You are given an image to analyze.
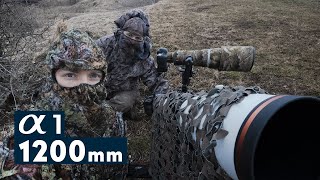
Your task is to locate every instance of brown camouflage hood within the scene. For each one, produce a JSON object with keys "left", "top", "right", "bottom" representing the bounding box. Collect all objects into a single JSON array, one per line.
[
  {"left": 46, "top": 29, "right": 106, "bottom": 71},
  {"left": 114, "top": 10, "right": 152, "bottom": 62},
  {"left": 41, "top": 29, "right": 108, "bottom": 104},
  {"left": 122, "top": 17, "right": 148, "bottom": 36},
  {"left": 114, "top": 10, "right": 150, "bottom": 37}
]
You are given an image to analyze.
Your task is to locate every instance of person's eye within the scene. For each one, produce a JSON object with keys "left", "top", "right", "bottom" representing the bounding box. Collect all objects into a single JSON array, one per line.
[
  {"left": 63, "top": 73, "right": 77, "bottom": 79},
  {"left": 134, "top": 36, "right": 143, "bottom": 41},
  {"left": 89, "top": 72, "right": 102, "bottom": 80},
  {"left": 123, "top": 31, "right": 131, "bottom": 37},
  {"left": 127, "top": 32, "right": 133, "bottom": 37}
]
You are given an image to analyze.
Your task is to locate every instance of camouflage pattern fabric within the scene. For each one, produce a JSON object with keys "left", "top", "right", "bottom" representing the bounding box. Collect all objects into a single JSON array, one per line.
[
  {"left": 150, "top": 85, "right": 266, "bottom": 179},
  {"left": 167, "top": 46, "right": 255, "bottom": 72},
  {"left": 0, "top": 29, "right": 127, "bottom": 179},
  {"left": 0, "top": 125, "right": 18, "bottom": 179},
  {"left": 0, "top": 125, "right": 42, "bottom": 179},
  {"left": 47, "top": 29, "right": 106, "bottom": 71},
  {"left": 114, "top": 10, "right": 150, "bottom": 37},
  {"left": 107, "top": 90, "right": 140, "bottom": 115},
  {"left": 96, "top": 10, "right": 169, "bottom": 107}
]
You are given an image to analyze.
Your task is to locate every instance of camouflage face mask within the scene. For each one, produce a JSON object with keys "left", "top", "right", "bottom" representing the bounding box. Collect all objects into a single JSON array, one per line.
[
  {"left": 123, "top": 31, "right": 144, "bottom": 42},
  {"left": 48, "top": 81, "right": 107, "bottom": 105},
  {"left": 118, "top": 31, "right": 151, "bottom": 61}
]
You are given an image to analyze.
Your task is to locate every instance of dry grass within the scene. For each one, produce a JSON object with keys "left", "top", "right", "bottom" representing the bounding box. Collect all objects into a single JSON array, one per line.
[{"left": 148, "top": 0, "right": 320, "bottom": 96}]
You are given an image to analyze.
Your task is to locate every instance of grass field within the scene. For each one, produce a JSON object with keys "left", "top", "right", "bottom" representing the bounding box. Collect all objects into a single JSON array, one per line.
[{"left": 148, "top": 0, "right": 320, "bottom": 95}]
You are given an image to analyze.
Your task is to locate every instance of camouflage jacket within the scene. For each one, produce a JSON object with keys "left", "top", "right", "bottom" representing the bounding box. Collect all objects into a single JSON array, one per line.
[{"left": 96, "top": 35, "right": 169, "bottom": 97}]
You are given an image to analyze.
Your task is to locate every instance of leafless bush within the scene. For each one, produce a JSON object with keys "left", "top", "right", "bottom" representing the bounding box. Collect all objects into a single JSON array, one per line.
[{"left": 0, "top": 1, "right": 47, "bottom": 112}]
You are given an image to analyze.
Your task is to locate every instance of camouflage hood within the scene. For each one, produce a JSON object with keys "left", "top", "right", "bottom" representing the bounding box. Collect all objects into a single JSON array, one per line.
[
  {"left": 39, "top": 29, "right": 108, "bottom": 106},
  {"left": 114, "top": 10, "right": 150, "bottom": 37},
  {"left": 113, "top": 10, "right": 152, "bottom": 63},
  {"left": 30, "top": 29, "right": 112, "bottom": 137},
  {"left": 46, "top": 29, "right": 106, "bottom": 71}
]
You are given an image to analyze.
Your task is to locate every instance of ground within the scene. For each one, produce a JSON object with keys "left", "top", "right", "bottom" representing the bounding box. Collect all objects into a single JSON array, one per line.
[{"left": 3, "top": 0, "right": 320, "bottom": 165}]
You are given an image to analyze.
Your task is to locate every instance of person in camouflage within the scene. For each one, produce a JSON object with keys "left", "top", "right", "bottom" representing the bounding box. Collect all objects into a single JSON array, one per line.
[
  {"left": 0, "top": 29, "right": 126, "bottom": 179},
  {"left": 96, "top": 10, "right": 169, "bottom": 117}
]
